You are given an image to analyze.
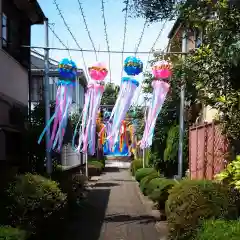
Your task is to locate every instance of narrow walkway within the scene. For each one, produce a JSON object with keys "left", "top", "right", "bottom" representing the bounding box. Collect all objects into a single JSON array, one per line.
[{"left": 65, "top": 167, "right": 159, "bottom": 240}]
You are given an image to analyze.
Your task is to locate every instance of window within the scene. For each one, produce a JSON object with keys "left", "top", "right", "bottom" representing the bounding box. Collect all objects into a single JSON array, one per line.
[
  {"left": 195, "top": 29, "right": 202, "bottom": 48},
  {"left": 2, "top": 13, "right": 7, "bottom": 48}
]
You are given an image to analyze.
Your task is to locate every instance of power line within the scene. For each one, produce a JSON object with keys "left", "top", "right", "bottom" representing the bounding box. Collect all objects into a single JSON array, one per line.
[
  {"left": 134, "top": 20, "right": 168, "bottom": 106},
  {"left": 53, "top": 0, "right": 88, "bottom": 75},
  {"left": 134, "top": 19, "right": 148, "bottom": 55},
  {"left": 121, "top": 0, "right": 129, "bottom": 79},
  {"left": 31, "top": 49, "right": 59, "bottom": 65},
  {"left": 145, "top": 19, "right": 168, "bottom": 71},
  {"left": 101, "top": 0, "right": 112, "bottom": 82},
  {"left": 48, "top": 23, "right": 72, "bottom": 59},
  {"left": 21, "top": 45, "right": 188, "bottom": 55},
  {"left": 77, "top": 0, "right": 98, "bottom": 61}
]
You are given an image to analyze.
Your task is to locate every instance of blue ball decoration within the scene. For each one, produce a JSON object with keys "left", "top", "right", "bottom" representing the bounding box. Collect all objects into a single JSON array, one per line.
[
  {"left": 123, "top": 56, "right": 143, "bottom": 76},
  {"left": 58, "top": 58, "right": 77, "bottom": 82}
]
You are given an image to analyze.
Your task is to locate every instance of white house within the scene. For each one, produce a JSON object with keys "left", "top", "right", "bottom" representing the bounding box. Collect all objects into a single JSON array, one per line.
[{"left": 0, "top": 0, "right": 45, "bottom": 162}]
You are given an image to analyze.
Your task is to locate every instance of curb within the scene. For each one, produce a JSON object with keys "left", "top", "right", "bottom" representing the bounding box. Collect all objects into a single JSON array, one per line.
[
  {"left": 132, "top": 176, "right": 161, "bottom": 220},
  {"left": 132, "top": 176, "right": 169, "bottom": 238}
]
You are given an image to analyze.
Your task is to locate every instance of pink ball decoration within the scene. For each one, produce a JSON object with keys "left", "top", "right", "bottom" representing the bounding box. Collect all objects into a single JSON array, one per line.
[
  {"left": 88, "top": 62, "right": 108, "bottom": 81},
  {"left": 152, "top": 60, "right": 172, "bottom": 79}
]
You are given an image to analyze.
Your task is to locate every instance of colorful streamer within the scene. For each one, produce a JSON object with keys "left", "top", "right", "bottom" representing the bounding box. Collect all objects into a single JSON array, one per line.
[
  {"left": 38, "top": 58, "right": 77, "bottom": 152},
  {"left": 140, "top": 60, "right": 172, "bottom": 149},
  {"left": 106, "top": 56, "right": 143, "bottom": 149},
  {"left": 73, "top": 62, "right": 108, "bottom": 155}
]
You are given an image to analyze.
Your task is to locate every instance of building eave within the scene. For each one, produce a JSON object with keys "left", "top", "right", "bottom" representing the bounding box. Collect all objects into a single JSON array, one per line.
[{"left": 14, "top": 0, "right": 46, "bottom": 25}]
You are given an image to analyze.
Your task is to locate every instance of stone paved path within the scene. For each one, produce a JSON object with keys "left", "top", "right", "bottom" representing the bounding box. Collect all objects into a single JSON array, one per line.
[{"left": 64, "top": 167, "right": 160, "bottom": 240}]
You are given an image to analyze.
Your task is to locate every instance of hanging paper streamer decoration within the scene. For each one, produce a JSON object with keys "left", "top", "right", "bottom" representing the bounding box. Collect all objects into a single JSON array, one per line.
[
  {"left": 38, "top": 58, "right": 77, "bottom": 151},
  {"left": 140, "top": 60, "right": 172, "bottom": 149},
  {"left": 106, "top": 56, "right": 143, "bottom": 149},
  {"left": 74, "top": 62, "right": 108, "bottom": 155}
]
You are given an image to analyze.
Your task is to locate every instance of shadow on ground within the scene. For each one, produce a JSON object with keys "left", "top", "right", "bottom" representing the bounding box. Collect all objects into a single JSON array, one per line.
[
  {"left": 94, "top": 182, "right": 119, "bottom": 188},
  {"left": 110, "top": 179, "right": 135, "bottom": 182},
  {"left": 103, "top": 167, "right": 120, "bottom": 173},
  {"left": 61, "top": 188, "right": 110, "bottom": 240},
  {"left": 104, "top": 214, "right": 156, "bottom": 225}
]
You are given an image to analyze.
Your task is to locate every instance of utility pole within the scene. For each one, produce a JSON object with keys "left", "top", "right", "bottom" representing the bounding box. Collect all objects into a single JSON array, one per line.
[
  {"left": 177, "top": 30, "right": 188, "bottom": 179},
  {"left": 143, "top": 96, "right": 148, "bottom": 168},
  {"left": 44, "top": 18, "right": 52, "bottom": 175}
]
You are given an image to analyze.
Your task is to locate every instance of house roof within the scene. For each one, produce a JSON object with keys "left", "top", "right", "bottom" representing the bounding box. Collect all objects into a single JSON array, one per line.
[
  {"left": 168, "top": 18, "right": 182, "bottom": 39},
  {"left": 15, "top": 0, "right": 46, "bottom": 24},
  {"left": 31, "top": 54, "right": 88, "bottom": 87}
]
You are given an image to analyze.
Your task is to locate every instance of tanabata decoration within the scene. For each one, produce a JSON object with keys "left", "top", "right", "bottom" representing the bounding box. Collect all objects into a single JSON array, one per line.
[
  {"left": 140, "top": 60, "right": 172, "bottom": 149},
  {"left": 73, "top": 62, "right": 108, "bottom": 155},
  {"left": 38, "top": 58, "right": 77, "bottom": 151},
  {"left": 106, "top": 56, "right": 143, "bottom": 149}
]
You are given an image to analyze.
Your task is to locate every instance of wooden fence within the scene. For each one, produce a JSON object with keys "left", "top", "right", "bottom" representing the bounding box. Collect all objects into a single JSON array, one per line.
[{"left": 189, "top": 122, "right": 228, "bottom": 180}]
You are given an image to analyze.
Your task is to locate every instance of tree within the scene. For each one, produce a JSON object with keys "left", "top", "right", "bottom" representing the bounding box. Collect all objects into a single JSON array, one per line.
[
  {"left": 176, "top": 0, "right": 240, "bottom": 146},
  {"left": 127, "top": 0, "right": 184, "bottom": 22},
  {"left": 101, "top": 83, "right": 120, "bottom": 106},
  {"left": 141, "top": 53, "right": 197, "bottom": 175}
]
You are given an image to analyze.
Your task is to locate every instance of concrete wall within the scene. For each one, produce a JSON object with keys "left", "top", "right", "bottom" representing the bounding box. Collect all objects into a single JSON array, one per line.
[
  {"left": 0, "top": 0, "right": 28, "bottom": 160},
  {"left": 0, "top": 49, "right": 28, "bottom": 105}
]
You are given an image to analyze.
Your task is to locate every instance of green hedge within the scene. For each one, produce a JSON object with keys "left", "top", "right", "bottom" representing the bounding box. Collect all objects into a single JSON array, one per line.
[
  {"left": 88, "top": 160, "right": 104, "bottom": 170},
  {"left": 135, "top": 168, "right": 157, "bottom": 182},
  {"left": 130, "top": 159, "right": 143, "bottom": 176},
  {"left": 149, "top": 179, "right": 176, "bottom": 210},
  {"left": 88, "top": 160, "right": 104, "bottom": 176},
  {"left": 7, "top": 173, "right": 67, "bottom": 234},
  {"left": 145, "top": 178, "right": 167, "bottom": 196},
  {"left": 195, "top": 220, "right": 240, "bottom": 240},
  {"left": 140, "top": 172, "right": 159, "bottom": 195},
  {"left": 165, "top": 180, "right": 239, "bottom": 240},
  {"left": 0, "top": 226, "right": 26, "bottom": 240}
]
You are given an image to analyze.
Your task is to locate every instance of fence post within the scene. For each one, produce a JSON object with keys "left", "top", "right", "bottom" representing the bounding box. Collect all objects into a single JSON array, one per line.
[
  {"left": 204, "top": 123, "right": 208, "bottom": 179},
  {"left": 212, "top": 122, "right": 215, "bottom": 178},
  {"left": 196, "top": 126, "right": 198, "bottom": 179}
]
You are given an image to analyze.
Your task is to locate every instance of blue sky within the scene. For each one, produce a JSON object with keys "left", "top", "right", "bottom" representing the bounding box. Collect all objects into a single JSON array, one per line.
[{"left": 32, "top": 0, "right": 174, "bottom": 104}]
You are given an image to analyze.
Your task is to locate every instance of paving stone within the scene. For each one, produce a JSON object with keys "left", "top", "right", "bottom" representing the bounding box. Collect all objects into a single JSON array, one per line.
[{"left": 62, "top": 167, "right": 160, "bottom": 240}]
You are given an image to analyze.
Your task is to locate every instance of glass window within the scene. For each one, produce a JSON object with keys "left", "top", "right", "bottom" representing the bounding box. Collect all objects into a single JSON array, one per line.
[
  {"left": 195, "top": 29, "right": 202, "bottom": 48},
  {"left": 2, "top": 13, "right": 7, "bottom": 47}
]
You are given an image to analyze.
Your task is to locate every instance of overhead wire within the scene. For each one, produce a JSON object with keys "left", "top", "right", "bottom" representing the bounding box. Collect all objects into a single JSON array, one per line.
[
  {"left": 134, "top": 19, "right": 168, "bottom": 106},
  {"left": 134, "top": 19, "right": 148, "bottom": 55},
  {"left": 77, "top": 0, "right": 98, "bottom": 61},
  {"left": 48, "top": 23, "right": 72, "bottom": 59},
  {"left": 22, "top": 44, "right": 185, "bottom": 54},
  {"left": 101, "top": 0, "right": 112, "bottom": 83},
  {"left": 53, "top": 0, "right": 88, "bottom": 76},
  {"left": 144, "top": 19, "right": 168, "bottom": 71},
  {"left": 121, "top": 0, "right": 129, "bottom": 79}
]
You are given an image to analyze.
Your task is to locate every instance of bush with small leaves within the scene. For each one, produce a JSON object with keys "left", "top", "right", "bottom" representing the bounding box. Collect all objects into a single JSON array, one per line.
[
  {"left": 0, "top": 226, "right": 26, "bottom": 240},
  {"left": 139, "top": 172, "right": 159, "bottom": 195},
  {"left": 145, "top": 177, "right": 167, "bottom": 196},
  {"left": 135, "top": 168, "right": 157, "bottom": 182},
  {"left": 7, "top": 173, "right": 67, "bottom": 234},
  {"left": 165, "top": 179, "right": 239, "bottom": 240},
  {"left": 195, "top": 220, "right": 240, "bottom": 240},
  {"left": 149, "top": 179, "right": 176, "bottom": 210},
  {"left": 130, "top": 159, "right": 143, "bottom": 176}
]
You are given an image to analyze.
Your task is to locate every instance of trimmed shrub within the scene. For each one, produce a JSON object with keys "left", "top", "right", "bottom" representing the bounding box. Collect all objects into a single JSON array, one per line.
[
  {"left": 140, "top": 172, "right": 159, "bottom": 195},
  {"left": 0, "top": 226, "right": 26, "bottom": 240},
  {"left": 7, "top": 173, "right": 67, "bottom": 234},
  {"left": 195, "top": 220, "right": 240, "bottom": 240},
  {"left": 165, "top": 180, "right": 239, "bottom": 240},
  {"left": 149, "top": 179, "right": 176, "bottom": 210},
  {"left": 135, "top": 168, "right": 157, "bottom": 182},
  {"left": 88, "top": 161, "right": 104, "bottom": 176},
  {"left": 145, "top": 177, "right": 167, "bottom": 196},
  {"left": 130, "top": 159, "right": 143, "bottom": 176},
  {"left": 59, "top": 173, "right": 88, "bottom": 207}
]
